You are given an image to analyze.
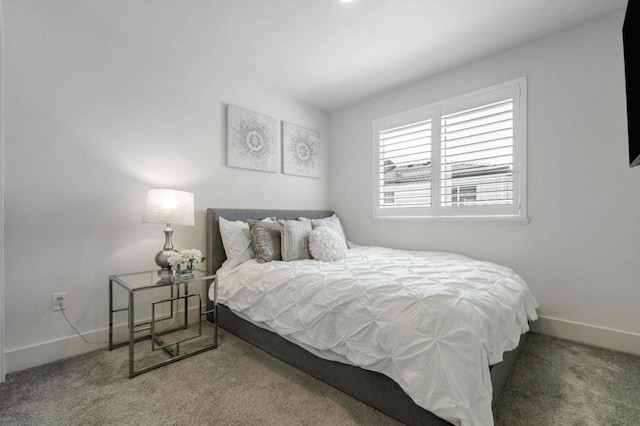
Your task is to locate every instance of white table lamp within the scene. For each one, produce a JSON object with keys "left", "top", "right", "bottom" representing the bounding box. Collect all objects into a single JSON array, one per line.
[{"left": 142, "top": 188, "right": 195, "bottom": 275}]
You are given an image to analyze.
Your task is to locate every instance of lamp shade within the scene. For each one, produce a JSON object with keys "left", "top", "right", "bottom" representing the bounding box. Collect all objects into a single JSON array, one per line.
[{"left": 142, "top": 188, "right": 195, "bottom": 226}]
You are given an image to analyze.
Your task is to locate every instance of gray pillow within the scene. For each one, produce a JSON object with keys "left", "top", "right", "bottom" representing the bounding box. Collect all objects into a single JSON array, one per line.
[
  {"left": 248, "top": 219, "right": 282, "bottom": 263},
  {"left": 278, "top": 219, "right": 312, "bottom": 261}
]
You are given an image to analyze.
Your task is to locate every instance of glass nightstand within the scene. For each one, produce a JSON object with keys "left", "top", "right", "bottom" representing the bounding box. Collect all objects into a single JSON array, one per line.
[{"left": 108, "top": 269, "right": 217, "bottom": 378}]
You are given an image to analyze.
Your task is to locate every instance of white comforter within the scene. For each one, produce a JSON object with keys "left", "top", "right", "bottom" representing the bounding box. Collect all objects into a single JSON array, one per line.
[{"left": 212, "top": 245, "right": 538, "bottom": 426}]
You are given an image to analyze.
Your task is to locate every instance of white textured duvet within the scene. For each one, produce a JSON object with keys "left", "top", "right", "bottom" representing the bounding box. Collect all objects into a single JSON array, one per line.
[{"left": 211, "top": 245, "right": 538, "bottom": 426}]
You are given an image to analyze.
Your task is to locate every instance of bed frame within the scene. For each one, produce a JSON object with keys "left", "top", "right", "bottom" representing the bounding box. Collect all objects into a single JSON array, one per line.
[{"left": 206, "top": 208, "right": 523, "bottom": 425}]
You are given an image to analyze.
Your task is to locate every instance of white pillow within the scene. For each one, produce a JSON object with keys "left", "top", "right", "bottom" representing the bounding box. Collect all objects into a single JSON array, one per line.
[
  {"left": 300, "top": 214, "right": 347, "bottom": 245},
  {"left": 219, "top": 216, "right": 274, "bottom": 267},
  {"left": 308, "top": 227, "right": 348, "bottom": 262}
]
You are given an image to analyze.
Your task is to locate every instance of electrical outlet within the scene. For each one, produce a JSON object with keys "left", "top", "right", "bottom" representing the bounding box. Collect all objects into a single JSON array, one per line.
[{"left": 52, "top": 292, "right": 68, "bottom": 311}]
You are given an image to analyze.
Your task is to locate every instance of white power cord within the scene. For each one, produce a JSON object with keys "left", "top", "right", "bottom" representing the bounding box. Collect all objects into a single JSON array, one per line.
[{"left": 57, "top": 302, "right": 106, "bottom": 345}]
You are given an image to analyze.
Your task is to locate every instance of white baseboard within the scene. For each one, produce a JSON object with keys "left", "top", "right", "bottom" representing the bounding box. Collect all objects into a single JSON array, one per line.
[
  {"left": 7, "top": 312, "right": 638, "bottom": 374},
  {"left": 530, "top": 315, "right": 640, "bottom": 356},
  {"left": 5, "top": 329, "right": 108, "bottom": 374},
  {"left": 5, "top": 306, "right": 208, "bottom": 374}
]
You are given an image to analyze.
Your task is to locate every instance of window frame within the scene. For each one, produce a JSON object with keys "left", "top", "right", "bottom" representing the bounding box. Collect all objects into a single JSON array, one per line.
[{"left": 372, "top": 77, "right": 528, "bottom": 223}]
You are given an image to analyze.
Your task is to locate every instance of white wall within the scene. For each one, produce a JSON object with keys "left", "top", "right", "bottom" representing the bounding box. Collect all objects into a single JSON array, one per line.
[
  {"left": 3, "top": 0, "right": 329, "bottom": 372},
  {"left": 0, "top": 0, "right": 5, "bottom": 383},
  {"left": 329, "top": 10, "right": 640, "bottom": 353}
]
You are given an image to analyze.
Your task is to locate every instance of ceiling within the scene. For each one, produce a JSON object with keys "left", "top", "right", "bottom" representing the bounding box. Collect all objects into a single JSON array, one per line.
[{"left": 52, "top": 0, "right": 628, "bottom": 112}]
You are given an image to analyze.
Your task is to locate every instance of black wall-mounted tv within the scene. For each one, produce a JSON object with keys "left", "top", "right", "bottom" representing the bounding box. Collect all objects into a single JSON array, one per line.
[{"left": 623, "top": 1, "right": 639, "bottom": 167}]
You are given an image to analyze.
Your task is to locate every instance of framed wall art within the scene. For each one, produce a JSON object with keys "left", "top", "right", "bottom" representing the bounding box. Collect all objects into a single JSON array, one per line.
[
  {"left": 227, "top": 104, "right": 278, "bottom": 173},
  {"left": 282, "top": 121, "right": 320, "bottom": 178}
]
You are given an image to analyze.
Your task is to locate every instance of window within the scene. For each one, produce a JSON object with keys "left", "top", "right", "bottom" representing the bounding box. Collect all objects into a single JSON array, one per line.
[{"left": 374, "top": 77, "right": 527, "bottom": 221}]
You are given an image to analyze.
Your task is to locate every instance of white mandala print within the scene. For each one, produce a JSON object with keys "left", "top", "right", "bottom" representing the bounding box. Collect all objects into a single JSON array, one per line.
[
  {"left": 282, "top": 122, "right": 320, "bottom": 178},
  {"left": 227, "top": 105, "right": 278, "bottom": 173}
]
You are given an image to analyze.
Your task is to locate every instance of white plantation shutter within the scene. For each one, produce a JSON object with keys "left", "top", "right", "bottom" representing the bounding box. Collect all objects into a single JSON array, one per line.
[
  {"left": 378, "top": 120, "right": 432, "bottom": 210},
  {"left": 440, "top": 98, "right": 514, "bottom": 208},
  {"left": 374, "top": 78, "right": 527, "bottom": 220}
]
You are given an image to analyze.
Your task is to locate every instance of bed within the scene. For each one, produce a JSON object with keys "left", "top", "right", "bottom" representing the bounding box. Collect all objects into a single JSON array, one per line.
[{"left": 205, "top": 208, "right": 538, "bottom": 426}]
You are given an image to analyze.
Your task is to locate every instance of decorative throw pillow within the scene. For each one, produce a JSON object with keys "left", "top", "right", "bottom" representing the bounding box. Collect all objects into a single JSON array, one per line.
[
  {"left": 309, "top": 214, "right": 347, "bottom": 244},
  {"left": 308, "top": 227, "right": 348, "bottom": 262},
  {"left": 278, "top": 219, "right": 312, "bottom": 261},
  {"left": 219, "top": 216, "right": 255, "bottom": 267},
  {"left": 248, "top": 219, "right": 282, "bottom": 263},
  {"left": 219, "top": 216, "right": 274, "bottom": 267}
]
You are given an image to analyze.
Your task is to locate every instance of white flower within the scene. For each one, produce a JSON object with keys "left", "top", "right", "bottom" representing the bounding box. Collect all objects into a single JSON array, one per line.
[{"left": 167, "top": 249, "right": 205, "bottom": 266}]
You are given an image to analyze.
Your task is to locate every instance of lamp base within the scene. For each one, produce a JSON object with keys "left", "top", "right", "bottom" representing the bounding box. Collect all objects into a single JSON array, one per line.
[{"left": 155, "top": 249, "right": 177, "bottom": 276}]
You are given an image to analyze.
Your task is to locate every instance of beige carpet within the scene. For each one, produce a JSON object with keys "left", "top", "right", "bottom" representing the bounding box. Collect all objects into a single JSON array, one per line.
[
  {"left": 493, "top": 333, "right": 640, "bottom": 425},
  {"left": 1, "top": 330, "right": 639, "bottom": 425}
]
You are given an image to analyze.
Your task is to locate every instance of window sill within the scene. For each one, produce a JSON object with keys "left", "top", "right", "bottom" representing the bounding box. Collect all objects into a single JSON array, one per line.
[{"left": 372, "top": 215, "right": 530, "bottom": 224}]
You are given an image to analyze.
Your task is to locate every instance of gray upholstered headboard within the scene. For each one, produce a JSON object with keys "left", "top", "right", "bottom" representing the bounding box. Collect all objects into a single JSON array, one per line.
[{"left": 206, "top": 208, "right": 335, "bottom": 274}]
